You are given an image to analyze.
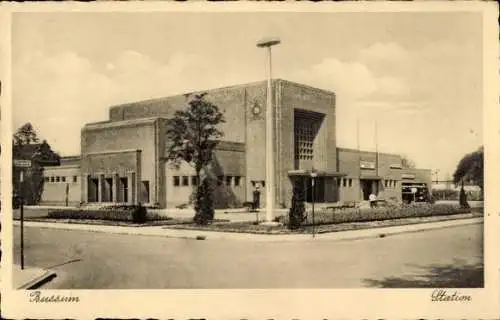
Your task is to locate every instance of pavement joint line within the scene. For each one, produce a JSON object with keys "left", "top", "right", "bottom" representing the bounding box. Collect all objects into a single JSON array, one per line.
[{"left": 14, "top": 217, "right": 483, "bottom": 242}]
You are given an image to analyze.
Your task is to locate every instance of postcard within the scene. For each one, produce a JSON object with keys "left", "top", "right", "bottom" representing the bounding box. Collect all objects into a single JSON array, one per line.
[{"left": 1, "top": 2, "right": 498, "bottom": 318}]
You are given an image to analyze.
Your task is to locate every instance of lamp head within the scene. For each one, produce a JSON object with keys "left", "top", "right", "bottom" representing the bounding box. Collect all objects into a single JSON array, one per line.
[{"left": 257, "top": 37, "right": 281, "bottom": 48}]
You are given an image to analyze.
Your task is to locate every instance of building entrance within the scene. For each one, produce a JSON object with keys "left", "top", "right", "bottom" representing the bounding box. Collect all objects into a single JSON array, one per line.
[
  {"left": 88, "top": 178, "right": 99, "bottom": 202},
  {"left": 290, "top": 175, "right": 338, "bottom": 203},
  {"left": 360, "top": 179, "right": 379, "bottom": 200}
]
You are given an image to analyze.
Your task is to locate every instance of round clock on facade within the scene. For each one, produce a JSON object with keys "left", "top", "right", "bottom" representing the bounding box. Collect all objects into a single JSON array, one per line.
[{"left": 252, "top": 102, "right": 262, "bottom": 116}]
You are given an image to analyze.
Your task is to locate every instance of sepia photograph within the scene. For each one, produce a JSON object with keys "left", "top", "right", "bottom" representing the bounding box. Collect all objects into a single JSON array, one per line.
[{"left": 1, "top": 3, "right": 499, "bottom": 319}]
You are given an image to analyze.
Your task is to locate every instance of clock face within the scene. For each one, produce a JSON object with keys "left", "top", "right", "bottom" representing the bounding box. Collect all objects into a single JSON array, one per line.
[{"left": 252, "top": 102, "right": 262, "bottom": 116}]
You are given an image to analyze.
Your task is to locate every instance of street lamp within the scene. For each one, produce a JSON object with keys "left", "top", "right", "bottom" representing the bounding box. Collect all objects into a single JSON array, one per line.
[
  {"left": 433, "top": 170, "right": 439, "bottom": 184},
  {"left": 310, "top": 169, "right": 317, "bottom": 238},
  {"left": 256, "top": 37, "right": 281, "bottom": 223}
]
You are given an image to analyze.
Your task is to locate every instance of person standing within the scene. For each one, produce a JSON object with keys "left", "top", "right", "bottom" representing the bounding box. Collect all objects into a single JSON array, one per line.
[
  {"left": 253, "top": 184, "right": 261, "bottom": 211},
  {"left": 369, "top": 192, "right": 377, "bottom": 208}
]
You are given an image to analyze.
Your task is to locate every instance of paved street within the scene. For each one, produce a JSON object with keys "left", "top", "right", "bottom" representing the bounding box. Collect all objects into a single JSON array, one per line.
[{"left": 13, "top": 223, "right": 483, "bottom": 289}]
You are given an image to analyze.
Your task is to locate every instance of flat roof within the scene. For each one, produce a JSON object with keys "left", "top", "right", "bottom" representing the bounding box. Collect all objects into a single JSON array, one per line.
[{"left": 109, "top": 79, "right": 335, "bottom": 111}]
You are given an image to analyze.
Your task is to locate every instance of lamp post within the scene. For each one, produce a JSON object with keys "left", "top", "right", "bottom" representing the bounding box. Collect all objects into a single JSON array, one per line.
[
  {"left": 19, "top": 170, "right": 25, "bottom": 270},
  {"left": 433, "top": 170, "right": 439, "bottom": 184},
  {"left": 310, "top": 169, "right": 317, "bottom": 238},
  {"left": 257, "top": 37, "right": 281, "bottom": 223}
]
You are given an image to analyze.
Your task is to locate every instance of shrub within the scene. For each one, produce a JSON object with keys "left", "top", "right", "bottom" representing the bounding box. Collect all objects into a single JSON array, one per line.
[
  {"left": 47, "top": 204, "right": 151, "bottom": 223},
  {"left": 297, "top": 203, "right": 470, "bottom": 226},
  {"left": 132, "top": 203, "right": 147, "bottom": 223},
  {"left": 288, "top": 183, "right": 307, "bottom": 229}
]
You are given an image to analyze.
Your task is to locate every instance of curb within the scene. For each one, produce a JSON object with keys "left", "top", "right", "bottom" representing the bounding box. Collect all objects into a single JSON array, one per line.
[
  {"left": 17, "top": 270, "right": 57, "bottom": 290},
  {"left": 14, "top": 216, "right": 483, "bottom": 242}
]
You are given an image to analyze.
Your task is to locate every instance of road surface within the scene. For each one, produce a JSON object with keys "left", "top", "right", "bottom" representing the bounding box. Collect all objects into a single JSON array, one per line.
[{"left": 13, "top": 223, "right": 483, "bottom": 289}]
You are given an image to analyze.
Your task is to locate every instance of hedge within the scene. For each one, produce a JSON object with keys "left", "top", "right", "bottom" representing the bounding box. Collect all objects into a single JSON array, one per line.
[
  {"left": 47, "top": 205, "right": 161, "bottom": 223},
  {"left": 278, "top": 203, "right": 471, "bottom": 226}
]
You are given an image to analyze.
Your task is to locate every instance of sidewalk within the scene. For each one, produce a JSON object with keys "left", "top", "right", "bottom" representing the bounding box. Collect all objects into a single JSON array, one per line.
[
  {"left": 12, "top": 265, "right": 56, "bottom": 289},
  {"left": 14, "top": 216, "right": 483, "bottom": 242}
]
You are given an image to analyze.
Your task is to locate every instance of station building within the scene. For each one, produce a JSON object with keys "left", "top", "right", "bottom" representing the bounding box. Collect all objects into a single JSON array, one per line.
[{"left": 41, "top": 79, "right": 431, "bottom": 208}]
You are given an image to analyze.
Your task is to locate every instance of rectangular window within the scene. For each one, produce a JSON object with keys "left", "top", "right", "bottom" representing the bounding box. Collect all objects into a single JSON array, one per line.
[
  {"left": 191, "top": 176, "right": 198, "bottom": 186},
  {"left": 56, "top": 176, "right": 60, "bottom": 182},
  {"left": 348, "top": 179, "right": 352, "bottom": 187},
  {"left": 234, "top": 176, "right": 241, "bottom": 186},
  {"left": 217, "top": 175, "right": 224, "bottom": 186},
  {"left": 337, "top": 178, "right": 341, "bottom": 187},
  {"left": 182, "top": 176, "right": 189, "bottom": 186},
  {"left": 62, "top": 176, "right": 66, "bottom": 182},
  {"left": 385, "top": 180, "right": 388, "bottom": 188},
  {"left": 261, "top": 180, "right": 265, "bottom": 188},
  {"left": 73, "top": 176, "right": 78, "bottom": 183},
  {"left": 173, "top": 176, "right": 180, "bottom": 187},
  {"left": 44, "top": 177, "right": 50, "bottom": 182},
  {"left": 50, "top": 177, "right": 55, "bottom": 182},
  {"left": 226, "top": 176, "right": 232, "bottom": 186},
  {"left": 343, "top": 179, "right": 347, "bottom": 187}
]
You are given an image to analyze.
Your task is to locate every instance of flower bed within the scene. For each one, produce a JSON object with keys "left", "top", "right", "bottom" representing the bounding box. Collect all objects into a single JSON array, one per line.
[
  {"left": 165, "top": 212, "right": 478, "bottom": 234},
  {"left": 47, "top": 205, "right": 166, "bottom": 223},
  {"left": 277, "top": 203, "right": 471, "bottom": 226}
]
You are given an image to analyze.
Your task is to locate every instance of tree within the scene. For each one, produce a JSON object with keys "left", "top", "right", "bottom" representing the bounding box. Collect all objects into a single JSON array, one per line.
[
  {"left": 12, "top": 123, "right": 60, "bottom": 205},
  {"left": 13, "top": 122, "right": 40, "bottom": 146},
  {"left": 288, "top": 181, "right": 307, "bottom": 230},
  {"left": 165, "top": 93, "right": 225, "bottom": 224},
  {"left": 453, "top": 146, "right": 483, "bottom": 190},
  {"left": 401, "top": 155, "right": 416, "bottom": 169},
  {"left": 32, "top": 140, "right": 61, "bottom": 165},
  {"left": 453, "top": 146, "right": 483, "bottom": 207}
]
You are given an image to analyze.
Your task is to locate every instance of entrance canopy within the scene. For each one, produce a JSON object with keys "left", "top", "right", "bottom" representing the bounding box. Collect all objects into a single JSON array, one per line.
[
  {"left": 288, "top": 169, "right": 346, "bottom": 177},
  {"left": 360, "top": 176, "right": 382, "bottom": 180}
]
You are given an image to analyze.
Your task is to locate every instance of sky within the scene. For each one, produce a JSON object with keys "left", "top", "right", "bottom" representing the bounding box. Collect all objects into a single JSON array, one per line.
[{"left": 11, "top": 11, "right": 483, "bottom": 180}]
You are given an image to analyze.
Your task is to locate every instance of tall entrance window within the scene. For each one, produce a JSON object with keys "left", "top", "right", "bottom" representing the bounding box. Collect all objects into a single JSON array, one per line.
[{"left": 294, "top": 110, "right": 324, "bottom": 170}]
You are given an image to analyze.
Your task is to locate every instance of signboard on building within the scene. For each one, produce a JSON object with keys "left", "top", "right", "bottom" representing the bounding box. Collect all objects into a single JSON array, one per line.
[
  {"left": 14, "top": 159, "right": 32, "bottom": 168},
  {"left": 401, "top": 173, "right": 415, "bottom": 179},
  {"left": 390, "top": 164, "right": 402, "bottom": 169},
  {"left": 360, "top": 161, "right": 375, "bottom": 169}
]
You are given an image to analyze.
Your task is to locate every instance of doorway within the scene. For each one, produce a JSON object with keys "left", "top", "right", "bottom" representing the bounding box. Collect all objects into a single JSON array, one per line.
[
  {"left": 291, "top": 176, "right": 334, "bottom": 203},
  {"left": 104, "top": 178, "right": 113, "bottom": 202},
  {"left": 88, "top": 178, "right": 99, "bottom": 202},
  {"left": 119, "top": 177, "right": 128, "bottom": 203},
  {"left": 360, "top": 179, "right": 375, "bottom": 200}
]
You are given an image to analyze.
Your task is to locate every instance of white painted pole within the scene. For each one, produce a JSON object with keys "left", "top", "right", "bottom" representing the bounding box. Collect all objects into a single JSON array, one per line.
[
  {"left": 257, "top": 37, "right": 280, "bottom": 223},
  {"left": 265, "top": 45, "right": 275, "bottom": 222}
]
